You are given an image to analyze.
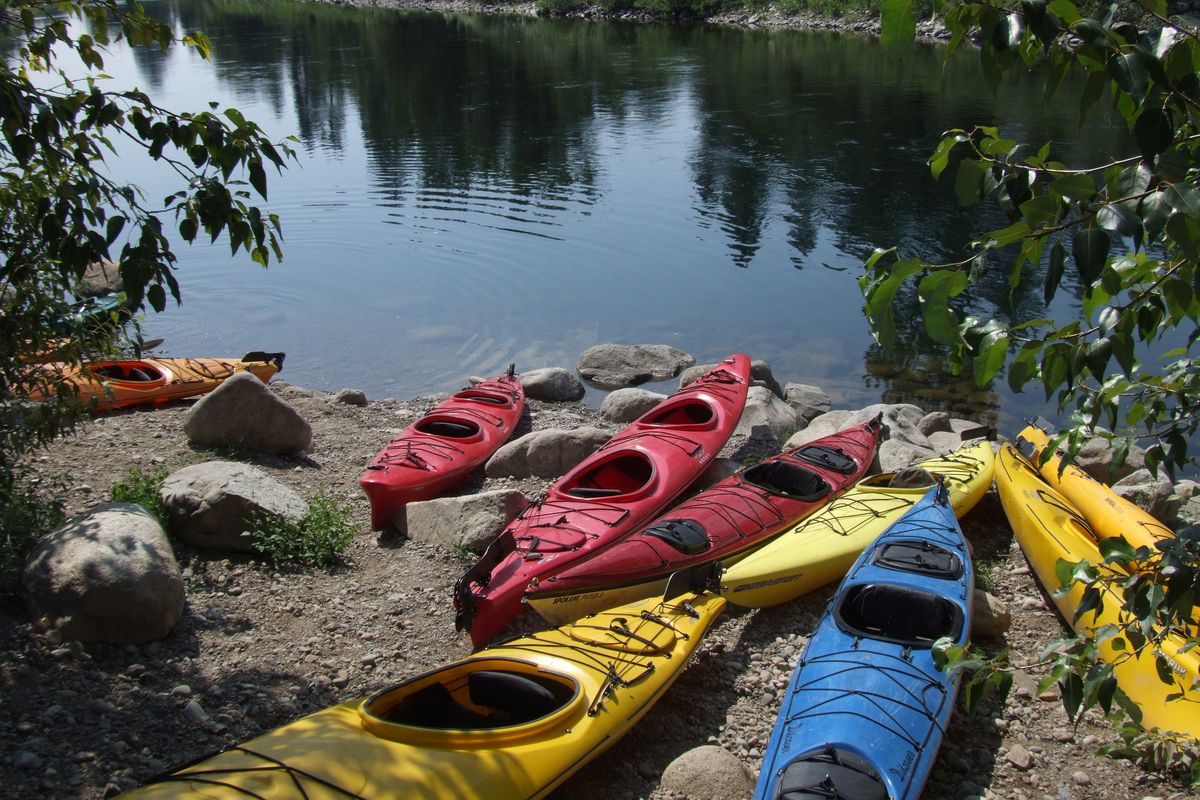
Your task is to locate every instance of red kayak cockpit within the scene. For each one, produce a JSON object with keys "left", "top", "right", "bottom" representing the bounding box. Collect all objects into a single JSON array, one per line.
[
  {"left": 557, "top": 450, "right": 656, "bottom": 501},
  {"left": 89, "top": 362, "right": 166, "bottom": 384},
  {"left": 638, "top": 397, "right": 718, "bottom": 430},
  {"left": 414, "top": 415, "right": 483, "bottom": 440}
]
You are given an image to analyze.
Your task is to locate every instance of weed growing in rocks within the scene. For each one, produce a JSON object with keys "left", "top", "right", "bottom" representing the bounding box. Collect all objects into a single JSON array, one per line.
[
  {"left": 0, "top": 472, "right": 64, "bottom": 592},
  {"left": 248, "top": 492, "right": 354, "bottom": 568},
  {"left": 109, "top": 467, "right": 168, "bottom": 523}
]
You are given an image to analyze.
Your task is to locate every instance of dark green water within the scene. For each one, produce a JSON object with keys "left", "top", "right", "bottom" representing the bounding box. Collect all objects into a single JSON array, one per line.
[{"left": 111, "top": 0, "right": 1119, "bottom": 426}]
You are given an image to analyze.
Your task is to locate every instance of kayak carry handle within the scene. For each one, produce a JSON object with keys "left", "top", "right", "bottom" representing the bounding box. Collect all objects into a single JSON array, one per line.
[{"left": 242, "top": 351, "right": 286, "bottom": 371}]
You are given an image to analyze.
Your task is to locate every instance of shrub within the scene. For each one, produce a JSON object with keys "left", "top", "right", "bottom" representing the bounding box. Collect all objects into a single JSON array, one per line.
[
  {"left": 109, "top": 467, "right": 168, "bottom": 524},
  {"left": 0, "top": 474, "right": 65, "bottom": 593},
  {"left": 247, "top": 492, "right": 355, "bottom": 568}
]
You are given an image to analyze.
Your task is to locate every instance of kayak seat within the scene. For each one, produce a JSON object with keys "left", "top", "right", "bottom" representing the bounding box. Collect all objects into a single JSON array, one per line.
[
  {"left": 379, "top": 681, "right": 492, "bottom": 730},
  {"left": 743, "top": 462, "right": 831, "bottom": 501},
  {"left": 792, "top": 445, "right": 858, "bottom": 475},
  {"left": 777, "top": 748, "right": 887, "bottom": 800},
  {"left": 566, "top": 487, "right": 624, "bottom": 498},
  {"left": 468, "top": 670, "right": 573, "bottom": 725},
  {"left": 874, "top": 541, "right": 962, "bottom": 579},
  {"left": 416, "top": 419, "right": 479, "bottom": 438},
  {"left": 835, "top": 583, "right": 963, "bottom": 647}
]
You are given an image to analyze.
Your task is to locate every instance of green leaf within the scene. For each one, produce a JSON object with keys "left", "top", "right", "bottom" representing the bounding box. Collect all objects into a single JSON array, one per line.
[
  {"left": 929, "top": 134, "right": 966, "bottom": 181},
  {"left": 1009, "top": 341, "right": 1042, "bottom": 392},
  {"left": 955, "top": 159, "right": 984, "bottom": 206},
  {"left": 147, "top": 284, "right": 166, "bottom": 313},
  {"left": 1021, "top": 194, "right": 1061, "bottom": 227},
  {"left": 1045, "top": 241, "right": 1065, "bottom": 304},
  {"left": 918, "top": 270, "right": 968, "bottom": 345},
  {"left": 974, "top": 329, "right": 1009, "bottom": 386},
  {"left": 1079, "top": 70, "right": 1106, "bottom": 122},
  {"left": 1049, "top": 173, "right": 1096, "bottom": 205},
  {"left": 881, "top": 0, "right": 916, "bottom": 47},
  {"left": 1072, "top": 229, "right": 1109, "bottom": 286},
  {"left": 1134, "top": 107, "right": 1173, "bottom": 163}
]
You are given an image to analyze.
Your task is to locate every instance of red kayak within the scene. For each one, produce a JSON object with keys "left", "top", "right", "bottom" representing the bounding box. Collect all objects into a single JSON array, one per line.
[
  {"left": 360, "top": 367, "right": 526, "bottom": 530},
  {"left": 524, "top": 417, "right": 882, "bottom": 625},
  {"left": 454, "top": 353, "right": 752, "bottom": 647}
]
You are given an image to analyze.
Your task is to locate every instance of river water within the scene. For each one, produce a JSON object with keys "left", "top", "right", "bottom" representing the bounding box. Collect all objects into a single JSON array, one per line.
[{"left": 101, "top": 0, "right": 1122, "bottom": 429}]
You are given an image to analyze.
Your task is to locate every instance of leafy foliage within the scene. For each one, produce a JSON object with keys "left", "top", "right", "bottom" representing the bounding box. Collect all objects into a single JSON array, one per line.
[
  {"left": 0, "top": 471, "right": 65, "bottom": 593},
  {"left": 0, "top": 0, "right": 294, "bottom": 471},
  {"left": 875, "top": 0, "right": 1200, "bottom": 783},
  {"left": 109, "top": 466, "right": 167, "bottom": 523},
  {"left": 866, "top": 0, "right": 1200, "bottom": 475},
  {"left": 247, "top": 493, "right": 355, "bottom": 569}
]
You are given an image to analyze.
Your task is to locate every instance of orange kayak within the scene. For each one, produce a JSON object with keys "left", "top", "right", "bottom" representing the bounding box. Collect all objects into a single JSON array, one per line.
[{"left": 25, "top": 351, "right": 284, "bottom": 410}]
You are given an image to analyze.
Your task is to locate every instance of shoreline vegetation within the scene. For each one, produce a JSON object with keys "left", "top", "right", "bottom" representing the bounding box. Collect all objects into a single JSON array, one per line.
[{"left": 310, "top": 0, "right": 910, "bottom": 36}]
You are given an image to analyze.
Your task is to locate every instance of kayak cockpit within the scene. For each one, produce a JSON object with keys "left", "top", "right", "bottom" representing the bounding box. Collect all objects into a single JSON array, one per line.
[
  {"left": 454, "top": 388, "right": 514, "bottom": 407},
  {"left": 359, "top": 660, "right": 582, "bottom": 743},
  {"left": 743, "top": 461, "right": 831, "bottom": 501},
  {"left": 773, "top": 747, "right": 887, "bottom": 800},
  {"left": 90, "top": 362, "right": 165, "bottom": 383},
  {"left": 640, "top": 397, "right": 717, "bottom": 429},
  {"left": 560, "top": 451, "right": 655, "bottom": 500},
  {"left": 415, "top": 416, "right": 482, "bottom": 439},
  {"left": 834, "top": 583, "right": 964, "bottom": 647}
]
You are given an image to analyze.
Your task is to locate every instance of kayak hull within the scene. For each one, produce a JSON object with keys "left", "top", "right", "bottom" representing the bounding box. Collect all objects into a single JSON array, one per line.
[
  {"left": 721, "top": 440, "right": 994, "bottom": 608},
  {"left": 25, "top": 353, "right": 284, "bottom": 410},
  {"left": 125, "top": 591, "right": 725, "bottom": 799},
  {"left": 455, "top": 354, "right": 751, "bottom": 647},
  {"left": 994, "top": 443, "right": 1200, "bottom": 740},
  {"left": 754, "top": 485, "right": 973, "bottom": 800},
  {"left": 359, "top": 372, "right": 526, "bottom": 530},
  {"left": 525, "top": 418, "right": 883, "bottom": 626}
]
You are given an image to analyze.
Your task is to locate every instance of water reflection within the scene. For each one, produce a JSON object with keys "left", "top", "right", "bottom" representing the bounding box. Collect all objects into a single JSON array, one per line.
[{"left": 113, "top": 0, "right": 1122, "bottom": 425}]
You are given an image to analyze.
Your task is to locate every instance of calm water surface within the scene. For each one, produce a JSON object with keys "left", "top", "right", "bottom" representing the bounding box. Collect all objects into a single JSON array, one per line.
[{"left": 100, "top": 0, "right": 1123, "bottom": 428}]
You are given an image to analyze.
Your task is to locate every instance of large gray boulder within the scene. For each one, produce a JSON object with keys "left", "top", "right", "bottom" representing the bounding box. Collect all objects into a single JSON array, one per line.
[
  {"left": 576, "top": 344, "right": 694, "bottom": 388},
  {"left": 1113, "top": 468, "right": 1176, "bottom": 522},
  {"left": 485, "top": 428, "right": 612, "bottom": 479},
  {"left": 601, "top": 388, "right": 666, "bottom": 423},
  {"left": 23, "top": 503, "right": 183, "bottom": 643},
  {"left": 160, "top": 461, "right": 308, "bottom": 553},
  {"left": 1072, "top": 435, "right": 1146, "bottom": 485},
  {"left": 405, "top": 490, "right": 530, "bottom": 552},
  {"left": 785, "top": 403, "right": 930, "bottom": 453},
  {"left": 75, "top": 259, "right": 123, "bottom": 298},
  {"left": 520, "top": 367, "right": 585, "bottom": 402},
  {"left": 783, "top": 383, "right": 832, "bottom": 425},
  {"left": 184, "top": 372, "right": 312, "bottom": 455},
  {"left": 659, "top": 745, "right": 756, "bottom": 799},
  {"left": 878, "top": 439, "right": 939, "bottom": 473},
  {"left": 734, "top": 386, "right": 801, "bottom": 441}
]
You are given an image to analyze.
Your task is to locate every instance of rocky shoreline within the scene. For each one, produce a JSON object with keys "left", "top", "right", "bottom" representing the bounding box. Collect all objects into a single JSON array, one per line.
[{"left": 0, "top": 348, "right": 1194, "bottom": 800}]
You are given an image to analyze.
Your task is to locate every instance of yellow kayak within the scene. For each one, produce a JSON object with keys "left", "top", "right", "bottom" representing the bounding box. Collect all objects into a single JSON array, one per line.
[
  {"left": 125, "top": 591, "right": 725, "bottom": 799},
  {"left": 994, "top": 443, "right": 1199, "bottom": 739},
  {"left": 1014, "top": 423, "right": 1173, "bottom": 551},
  {"left": 719, "top": 439, "right": 994, "bottom": 608}
]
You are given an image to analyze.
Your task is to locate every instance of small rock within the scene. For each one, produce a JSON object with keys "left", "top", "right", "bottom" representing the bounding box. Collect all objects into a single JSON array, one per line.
[
  {"left": 1006, "top": 743, "right": 1034, "bottom": 770},
  {"left": 170, "top": 685, "right": 192, "bottom": 698},
  {"left": 182, "top": 700, "right": 208, "bottom": 723},
  {"left": 15, "top": 751, "right": 43, "bottom": 770},
  {"left": 333, "top": 388, "right": 367, "bottom": 406}
]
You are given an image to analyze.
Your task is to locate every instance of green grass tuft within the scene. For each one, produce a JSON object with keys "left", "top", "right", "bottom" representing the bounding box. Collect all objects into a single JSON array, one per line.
[
  {"left": 109, "top": 467, "right": 168, "bottom": 524},
  {"left": 247, "top": 492, "right": 355, "bottom": 569}
]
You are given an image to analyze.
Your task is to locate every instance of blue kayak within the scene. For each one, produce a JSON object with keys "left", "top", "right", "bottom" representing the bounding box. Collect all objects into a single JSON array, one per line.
[{"left": 753, "top": 483, "right": 974, "bottom": 800}]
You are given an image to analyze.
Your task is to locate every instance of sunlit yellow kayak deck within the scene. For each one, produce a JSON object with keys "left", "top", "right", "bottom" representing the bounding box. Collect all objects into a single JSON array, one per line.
[
  {"left": 125, "top": 591, "right": 725, "bottom": 799},
  {"left": 719, "top": 440, "right": 994, "bottom": 608}
]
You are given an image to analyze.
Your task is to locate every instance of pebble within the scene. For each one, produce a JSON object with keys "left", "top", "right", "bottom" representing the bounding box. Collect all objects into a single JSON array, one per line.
[
  {"left": 1072, "top": 771, "right": 1092, "bottom": 785},
  {"left": 170, "top": 685, "right": 193, "bottom": 698},
  {"left": 1006, "top": 744, "right": 1034, "bottom": 770},
  {"left": 15, "top": 751, "right": 42, "bottom": 770},
  {"left": 182, "top": 700, "right": 208, "bottom": 723}
]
